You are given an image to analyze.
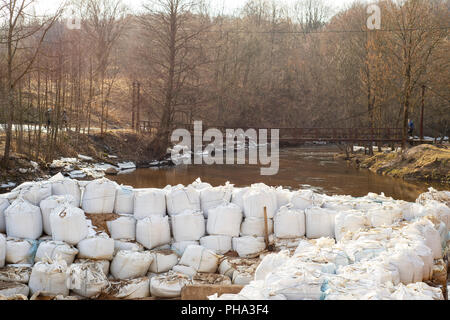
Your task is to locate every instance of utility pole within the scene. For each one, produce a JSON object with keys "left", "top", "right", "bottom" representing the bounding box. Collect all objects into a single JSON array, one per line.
[{"left": 420, "top": 85, "right": 425, "bottom": 141}]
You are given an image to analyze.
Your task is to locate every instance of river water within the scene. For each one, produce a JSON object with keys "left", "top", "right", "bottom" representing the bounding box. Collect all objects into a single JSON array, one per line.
[{"left": 111, "top": 146, "right": 448, "bottom": 202}]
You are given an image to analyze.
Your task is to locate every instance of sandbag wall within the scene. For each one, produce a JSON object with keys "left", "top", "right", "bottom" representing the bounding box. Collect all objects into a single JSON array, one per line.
[{"left": 0, "top": 174, "right": 448, "bottom": 300}]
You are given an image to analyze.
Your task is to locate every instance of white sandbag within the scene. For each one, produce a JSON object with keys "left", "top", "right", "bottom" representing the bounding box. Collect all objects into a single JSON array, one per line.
[
  {"left": 192, "top": 273, "right": 232, "bottom": 286},
  {"left": 255, "top": 250, "right": 290, "bottom": 281},
  {"left": 231, "top": 187, "right": 250, "bottom": 211},
  {"left": 0, "top": 282, "right": 29, "bottom": 298},
  {"left": 5, "top": 238, "right": 37, "bottom": 265},
  {"left": 28, "top": 259, "right": 69, "bottom": 296},
  {"left": 335, "top": 211, "right": 369, "bottom": 241},
  {"left": 171, "top": 211, "right": 205, "bottom": 242},
  {"left": 305, "top": 207, "right": 336, "bottom": 239},
  {"left": 35, "top": 241, "right": 78, "bottom": 265},
  {"left": 404, "top": 219, "right": 442, "bottom": 259},
  {"left": 136, "top": 216, "right": 171, "bottom": 250},
  {"left": 77, "top": 233, "right": 115, "bottom": 260},
  {"left": 392, "top": 282, "right": 444, "bottom": 300},
  {"left": 232, "top": 272, "right": 253, "bottom": 285},
  {"left": 0, "top": 234, "right": 5, "bottom": 268},
  {"left": 150, "top": 271, "right": 190, "bottom": 298},
  {"left": 240, "top": 218, "right": 274, "bottom": 237},
  {"left": 232, "top": 236, "right": 266, "bottom": 258},
  {"left": 110, "top": 250, "right": 154, "bottom": 280},
  {"left": 106, "top": 215, "right": 136, "bottom": 240},
  {"left": 5, "top": 198, "right": 42, "bottom": 240},
  {"left": 148, "top": 250, "right": 179, "bottom": 273},
  {"left": 171, "top": 241, "right": 199, "bottom": 256},
  {"left": 81, "top": 178, "right": 117, "bottom": 214},
  {"left": 0, "top": 198, "right": 10, "bottom": 233},
  {"left": 66, "top": 260, "right": 109, "bottom": 298},
  {"left": 207, "top": 203, "right": 243, "bottom": 237},
  {"left": 106, "top": 277, "right": 150, "bottom": 299},
  {"left": 113, "top": 240, "right": 144, "bottom": 255},
  {"left": 367, "top": 206, "right": 403, "bottom": 228},
  {"left": 423, "top": 200, "right": 450, "bottom": 231},
  {"left": 74, "top": 259, "right": 110, "bottom": 277},
  {"left": 0, "top": 265, "right": 32, "bottom": 283},
  {"left": 40, "top": 195, "right": 76, "bottom": 235},
  {"left": 385, "top": 250, "right": 424, "bottom": 285},
  {"left": 15, "top": 181, "right": 52, "bottom": 206},
  {"left": 134, "top": 188, "right": 167, "bottom": 219},
  {"left": 50, "top": 205, "right": 88, "bottom": 245},
  {"left": 200, "top": 184, "right": 233, "bottom": 218},
  {"left": 243, "top": 186, "right": 277, "bottom": 219},
  {"left": 200, "top": 235, "right": 232, "bottom": 255},
  {"left": 171, "top": 265, "right": 197, "bottom": 278},
  {"left": 51, "top": 178, "right": 81, "bottom": 207},
  {"left": 274, "top": 205, "right": 306, "bottom": 239},
  {"left": 275, "top": 187, "right": 292, "bottom": 209},
  {"left": 179, "top": 245, "right": 219, "bottom": 273},
  {"left": 291, "top": 190, "right": 316, "bottom": 210},
  {"left": 408, "top": 242, "right": 433, "bottom": 282},
  {"left": 166, "top": 185, "right": 200, "bottom": 216},
  {"left": 114, "top": 185, "right": 135, "bottom": 215}
]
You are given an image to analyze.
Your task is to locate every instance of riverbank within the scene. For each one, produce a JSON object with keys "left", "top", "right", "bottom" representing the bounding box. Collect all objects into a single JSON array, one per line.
[{"left": 339, "top": 144, "right": 450, "bottom": 184}]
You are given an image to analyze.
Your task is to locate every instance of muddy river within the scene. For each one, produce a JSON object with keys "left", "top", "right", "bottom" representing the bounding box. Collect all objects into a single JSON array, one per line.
[{"left": 111, "top": 146, "right": 448, "bottom": 202}]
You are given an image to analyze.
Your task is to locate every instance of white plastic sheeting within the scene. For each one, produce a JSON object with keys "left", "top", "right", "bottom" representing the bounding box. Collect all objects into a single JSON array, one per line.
[
  {"left": 232, "top": 236, "right": 266, "bottom": 258},
  {"left": 136, "top": 216, "right": 171, "bottom": 250},
  {"left": 81, "top": 178, "right": 118, "bottom": 214},
  {"left": 179, "top": 245, "right": 220, "bottom": 273},
  {"left": 0, "top": 198, "right": 10, "bottom": 233},
  {"left": 50, "top": 205, "right": 88, "bottom": 245},
  {"left": 134, "top": 188, "right": 167, "bottom": 219},
  {"left": 240, "top": 218, "right": 274, "bottom": 237},
  {"left": 166, "top": 186, "right": 200, "bottom": 216},
  {"left": 171, "top": 210, "right": 205, "bottom": 242},
  {"left": 28, "top": 259, "right": 69, "bottom": 296},
  {"left": 273, "top": 205, "right": 306, "bottom": 239},
  {"left": 51, "top": 178, "right": 81, "bottom": 207},
  {"left": 148, "top": 250, "right": 179, "bottom": 273},
  {"left": 243, "top": 185, "right": 278, "bottom": 219},
  {"left": 5, "top": 198, "right": 42, "bottom": 240},
  {"left": 107, "top": 215, "right": 136, "bottom": 240},
  {"left": 110, "top": 250, "right": 154, "bottom": 280},
  {"left": 77, "top": 233, "right": 115, "bottom": 260},
  {"left": 114, "top": 186, "right": 135, "bottom": 215},
  {"left": 200, "top": 235, "right": 232, "bottom": 255},
  {"left": 40, "top": 195, "right": 77, "bottom": 235},
  {"left": 35, "top": 241, "right": 78, "bottom": 265},
  {"left": 207, "top": 203, "right": 243, "bottom": 237},
  {"left": 66, "top": 260, "right": 109, "bottom": 298},
  {"left": 200, "top": 184, "right": 233, "bottom": 218},
  {"left": 150, "top": 271, "right": 190, "bottom": 298}
]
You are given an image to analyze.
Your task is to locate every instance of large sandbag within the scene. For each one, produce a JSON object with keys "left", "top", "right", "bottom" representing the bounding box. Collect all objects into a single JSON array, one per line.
[
  {"left": 291, "top": 190, "right": 316, "bottom": 210},
  {"left": 422, "top": 200, "right": 450, "bottom": 231},
  {"left": 81, "top": 178, "right": 117, "bottom": 214},
  {"left": 404, "top": 219, "right": 442, "bottom": 259},
  {"left": 35, "top": 241, "right": 78, "bottom": 265},
  {"left": 232, "top": 236, "right": 266, "bottom": 258},
  {"left": 231, "top": 187, "right": 250, "bottom": 211},
  {"left": 51, "top": 178, "right": 81, "bottom": 207},
  {"left": 73, "top": 259, "right": 110, "bottom": 277},
  {"left": 150, "top": 271, "right": 190, "bottom": 298},
  {"left": 171, "top": 211, "right": 205, "bottom": 242},
  {"left": 179, "top": 245, "right": 220, "bottom": 273},
  {"left": 274, "top": 205, "right": 306, "bottom": 239},
  {"left": 106, "top": 277, "right": 150, "bottom": 299},
  {"left": 207, "top": 203, "right": 243, "bottom": 237},
  {"left": 367, "top": 206, "right": 403, "bottom": 228},
  {"left": 200, "top": 184, "right": 233, "bottom": 218},
  {"left": 28, "top": 259, "right": 69, "bottom": 296},
  {"left": 0, "top": 265, "right": 32, "bottom": 283},
  {"left": 66, "top": 260, "right": 109, "bottom": 298},
  {"left": 166, "top": 185, "right": 200, "bottom": 216},
  {"left": 5, "top": 198, "right": 42, "bottom": 240},
  {"left": 240, "top": 217, "right": 274, "bottom": 237},
  {"left": 110, "top": 250, "right": 154, "bottom": 280},
  {"left": 107, "top": 215, "right": 136, "bottom": 240},
  {"left": 77, "top": 233, "right": 115, "bottom": 260},
  {"left": 200, "top": 235, "right": 232, "bottom": 255},
  {"left": 243, "top": 185, "right": 277, "bottom": 219},
  {"left": 0, "top": 198, "right": 10, "bottom": 233},
  {"left": 255, "top": 250, "right": 290, "bottom": 281},
  {"left": 40, "top": 195, "right": 77, "bottom": 235},
  {"left": 384, "top": 250, "right": 424, "bottom": 285},
  {"left": 5, "top": 238, "right": 37, "bottom": 265},
  {"left": 171, "top": 241, "right": 199, "bottom": 256},
  {"left": 113, "top": 240, "right": 144, "bottom": 256},
  {"left": 171, "top": 265, "right": 197, "bottom": 278},
  {"left": 335, "top": 211, "right": 369, "bottom": 241},
  {"left": 14, "top": 181, "right": 52, "bottom": 206},
  {"left": 305, "top": 207, "right": 336, "bottom": 239},
  {"left": 134, "top": 188, "right": 166, "bottom": 219},
  {"left": 0, "top": 234, "right": 5, "bottom": 268},
  {"left": 114, "top": 185, "right": 135, "bottom": 215},
  {"left": 148, "top": 250, "right": 179, "bottom": 273},
  {"left": 50, "top": 205, "right": 88, "bottom": 245},
  {"left": 136, "top": 216, "right": 171, "bottom": 250},
  {"left": 0, "top": 282, "right": 29, "bottom": 298}
]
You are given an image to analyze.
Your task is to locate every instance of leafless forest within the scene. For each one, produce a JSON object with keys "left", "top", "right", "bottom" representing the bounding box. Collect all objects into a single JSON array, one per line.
[{"left": 0, "top": 0, "right": 449, "bottom": 165}]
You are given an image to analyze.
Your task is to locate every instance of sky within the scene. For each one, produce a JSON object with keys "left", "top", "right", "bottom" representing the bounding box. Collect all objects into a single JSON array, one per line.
[{"left": 35, "top": 0, "right": 362, "bottom": 17}]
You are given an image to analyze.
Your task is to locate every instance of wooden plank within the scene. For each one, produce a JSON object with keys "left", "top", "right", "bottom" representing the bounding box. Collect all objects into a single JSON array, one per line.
[{"left": 181, "top": 285, "right": 244, "bottom": 300}]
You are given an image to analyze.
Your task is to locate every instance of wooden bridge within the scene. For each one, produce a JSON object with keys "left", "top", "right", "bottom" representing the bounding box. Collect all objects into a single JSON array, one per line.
[{"left": 139, "top": 121, "right": 405, "bottom": 144}]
